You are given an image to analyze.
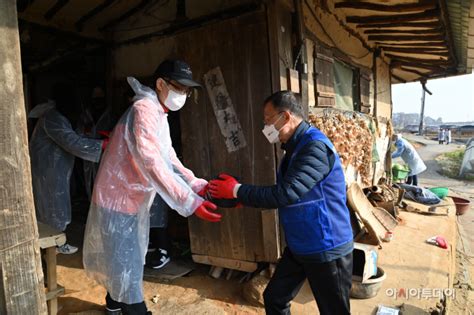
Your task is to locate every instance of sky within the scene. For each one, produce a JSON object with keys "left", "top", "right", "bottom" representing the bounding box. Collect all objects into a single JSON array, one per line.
[{"left": 391, "top": 72, "right": 474, "bottom": 123}]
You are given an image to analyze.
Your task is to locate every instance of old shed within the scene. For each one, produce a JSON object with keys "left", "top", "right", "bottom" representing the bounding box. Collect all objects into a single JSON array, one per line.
[{"left": 1, "top": 0, "right": 474, "bottom": 313}]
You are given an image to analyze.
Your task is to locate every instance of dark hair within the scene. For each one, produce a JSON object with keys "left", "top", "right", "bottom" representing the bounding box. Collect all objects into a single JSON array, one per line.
[{"left": 264, "top": 91, "right": 303, "bottom": 118}]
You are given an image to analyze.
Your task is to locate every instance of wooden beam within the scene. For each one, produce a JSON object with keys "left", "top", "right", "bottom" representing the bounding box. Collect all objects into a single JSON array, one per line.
[
  {"left": 438, "top": 0, "right": 457, "bottom": 67},
  {"left": 399, "top": 66, "right": 429, "bottom": 77},
  {"left": 17, "top": 0, "right": 35, "bottom": 13},
  {"left": 382, "top": 50, "right": 449, "bottom": 58},
  {"left": 368, "top": 34, "right": 445, "bottom": 42},
  {"left": 117, "top": 2, "right": 261, "bottom": 46},
  {"left": 44, "top": 0, "right": 69, "bottom": 20},
  {"left": 192, "top": 254, "right": 257, "bottom": 272},
  {"left": 391, "top": 60, "right": 448, "bottom": 71},
  {"left": 19, "top": 19, "right": 107, "bottom": 44},
  {"left": 379, "top": 46, "right": 449, "bottom": 53},
  {"left": 99, "top": 0, "right": 148, "bottom": 31},
  {"left": 357, "top": 21, "right": 440, "bottom": 29},
  {"left": 391, "top": 73, "right": 407, "bottom": 83},
  {"left": 347, "top": 9, "right": 439, "bottom": 24},
  {"left": 386, "top": 53, "right": 450, "bottom": 64},
  {"left": 335, "top": 1, "right": 437, "bottom": 12},
  {"left": 375, "top": 41, "right": 446, "bottom": 47},
  {"left": 75, "top": 0, "right": 115, "bottom": 32},
  {"left": 0, "top": 2, "right": 47, "bottom": 313},
  {"left": 364, "top": 28, "right": 443, "bottom": 35}
]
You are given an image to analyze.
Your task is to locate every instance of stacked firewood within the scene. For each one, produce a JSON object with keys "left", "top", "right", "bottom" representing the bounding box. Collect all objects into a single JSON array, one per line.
[{"left": 309, "top": 113, "right": 373, "bottom": 185}]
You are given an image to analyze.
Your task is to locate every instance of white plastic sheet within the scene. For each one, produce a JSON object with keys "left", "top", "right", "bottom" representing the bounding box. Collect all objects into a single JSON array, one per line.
[
  {"left": 83, "top": 77, "right": 207, "bottom": 303},
  {"left": 29, "top": 105, "right": 103, "bottom": 231},
  {"left": 460, "top": 138, "right": 474, "bottom": 177}
]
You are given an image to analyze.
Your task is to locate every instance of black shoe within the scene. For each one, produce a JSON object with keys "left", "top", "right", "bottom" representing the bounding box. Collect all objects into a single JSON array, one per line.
[
  {"left": 145, "top": 248, "right": 170, "bottom": 269},
  {"left": 106, "top": 293, "right": 150, "bottom": 315},
  {"left": 106, "top": 293, "right": 122, "bottom": 315}
]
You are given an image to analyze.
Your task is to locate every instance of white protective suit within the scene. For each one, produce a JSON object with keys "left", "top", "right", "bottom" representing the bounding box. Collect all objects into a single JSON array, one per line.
[
  {"left": 392, "top": 135, "right": 427, "bottom": 176},
  {"left": 82, "top": 77, "right": 207, "bottom": 304},
  {"left": 29, "top": 101, "right": 103, "bottom": 231}
]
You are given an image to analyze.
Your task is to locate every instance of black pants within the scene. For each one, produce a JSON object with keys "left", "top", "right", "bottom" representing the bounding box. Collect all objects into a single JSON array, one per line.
[
  {"left": 406, "top": 174, "right": 418, "bottom": 186},
  {"left": 263, "top": 248, "right": 352, "bottom": 315}
]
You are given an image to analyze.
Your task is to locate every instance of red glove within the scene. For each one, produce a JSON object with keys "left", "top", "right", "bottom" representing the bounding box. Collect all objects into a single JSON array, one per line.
[
  {"left": 97, "top": 130, "right": 111, "bottom": 138},
  {"left": 197, "top": 185, "right": 209, "bottom": 197},
  {"left": 209, "top": 173, "right": 239, "bottom": 199},
  {"left": 101, "top": 138, "right": 110, "bottom": 150},
  {"left": 194, "top": 201, "right": 221, "bottom": 222}
]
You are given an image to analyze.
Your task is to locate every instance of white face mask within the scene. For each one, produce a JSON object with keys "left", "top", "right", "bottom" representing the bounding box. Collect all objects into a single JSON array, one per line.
[
  {"left": 165, "top": 89, "right": 187, "bottom": 111},
  {"left": 262, "top": 114, "right": 284, "bottom": 144}
]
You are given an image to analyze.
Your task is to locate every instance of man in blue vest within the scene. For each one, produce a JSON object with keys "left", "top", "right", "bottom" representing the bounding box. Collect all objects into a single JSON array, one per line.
[{"left": 209, "top": 91, "right": 353, "bottom": 315}]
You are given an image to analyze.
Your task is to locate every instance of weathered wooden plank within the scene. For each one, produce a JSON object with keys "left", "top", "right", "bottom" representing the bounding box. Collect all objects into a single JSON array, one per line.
[
  {"left": 347, "top": 9, "right": 439, "bottom": 24},
  {"left": 0, "top": 1, "right": 47, "bottom": 314},
  {"left": 44, "top": 0, "right": 69, "bottom": 20},
  {"left": 386, "top": 54, "right": 451, "bottom": 64},
  {"left": 306, "top": 40, "right": 316, "bottom": 107},
  {"left": 364, "top": 28, "right": 443, "bottom": 35},
  {"left": 46, "top": 247, "right": 57, "bottom": 315},
  {"left": 261, "top": 210, "right": 280, "bottom": 263},
  {"left": 314, "top": 45, "right": 335, "bottom": 107},
  {"left": 356, "top": 21, "right": 441, "bottom": 29},
  {"left": 182, "top": 10, "right": 276, "bottom": 262},
  {"left": 38, "top": 223, "right": 66, "bottom": 249},
  {"left": 368, "top": 34, "right": 445, "bottom": 42},
  {"left": 375, "top": 41, "right": 446, "bottom": 47},
  {"left": 379, "top": 46, "right": 449, "bottom": 53},
  {"left": 192, "top": 254, "right": 257, "bottom": 272},
  {"left": 335, "top": 1, "right": 437, "bottom": 12},
  {"left": 44, "top": 286, "right": 64, "bottom": 301}
]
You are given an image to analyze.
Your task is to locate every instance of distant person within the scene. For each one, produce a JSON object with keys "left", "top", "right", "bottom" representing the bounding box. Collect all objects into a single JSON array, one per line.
[
  {"left": 446, "top": 129, "right": 452, "bottom": 145},
  {"left": 438, "top": 128, "right": 445, "bottom": 145},
  {"left": 392, "top": 134, "right": 426, "bottom": 186}
]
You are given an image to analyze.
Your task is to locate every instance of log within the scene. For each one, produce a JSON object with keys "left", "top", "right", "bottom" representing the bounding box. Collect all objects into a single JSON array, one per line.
[
  {"left": 347, "top": 9, "right": 439, "bottom": 24},
  {"left": 0, "top": 1, "right": 47, "bottom": 314},
  {"left": 335, "top": 1, "right": 437, "bottom": 12}
]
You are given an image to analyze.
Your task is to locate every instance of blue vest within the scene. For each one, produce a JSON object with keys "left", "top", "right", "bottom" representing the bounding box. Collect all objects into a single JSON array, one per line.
[{"left": 278, "top": 126, "right": 353, "bottom": 255}]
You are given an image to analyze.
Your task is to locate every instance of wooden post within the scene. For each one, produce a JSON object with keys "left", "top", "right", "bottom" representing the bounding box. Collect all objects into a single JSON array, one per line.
[
  {"left": 419, "top": 85, "right": 426, "bottom": 136},
  {"left": 0, "top": 1, "right": 47, "bottom": 314}
]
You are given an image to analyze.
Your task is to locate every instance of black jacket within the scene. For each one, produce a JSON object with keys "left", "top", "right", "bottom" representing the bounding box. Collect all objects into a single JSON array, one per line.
[{"left": 237, "top": 121, "right": 335, "bottom": 208}]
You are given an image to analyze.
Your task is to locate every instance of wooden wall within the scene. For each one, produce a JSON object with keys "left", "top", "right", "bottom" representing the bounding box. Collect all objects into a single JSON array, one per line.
[{"left": 175, "top": 10, "right": 278, "bottom": 263}]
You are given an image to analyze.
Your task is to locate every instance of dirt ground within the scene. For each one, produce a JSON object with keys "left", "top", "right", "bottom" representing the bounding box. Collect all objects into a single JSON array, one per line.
[
  {"left": 404, "top": 134, "right": 474, "bottom": 315},
  {"left": 53, "top": 134, "right": 473, "bottom": 315}
]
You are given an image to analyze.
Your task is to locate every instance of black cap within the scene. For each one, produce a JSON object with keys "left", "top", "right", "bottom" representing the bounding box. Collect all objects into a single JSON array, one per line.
[{"left": 154, "top": 59, "right": 201, "bottom": 88}]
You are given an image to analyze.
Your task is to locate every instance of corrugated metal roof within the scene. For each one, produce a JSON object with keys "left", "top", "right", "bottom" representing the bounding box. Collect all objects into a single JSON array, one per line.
[{"left": 446, "top": 0, "right": 473, "bottom": 73}]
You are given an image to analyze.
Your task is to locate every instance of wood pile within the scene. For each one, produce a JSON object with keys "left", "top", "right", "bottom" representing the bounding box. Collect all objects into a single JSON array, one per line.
[{"left": 309, "top": 112, "right": 373, "bottom": 185}]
